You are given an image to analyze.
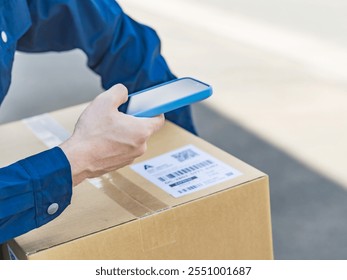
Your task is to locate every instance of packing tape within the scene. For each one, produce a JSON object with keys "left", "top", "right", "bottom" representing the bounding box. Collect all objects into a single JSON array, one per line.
[
  {"left": 98, "top": 173, "right": 152, "bottom": 217},
  {"left": 23, "top": 114, "right": 70, "bottom": 148},
  {"left": 98, "top": 171, "right": 168, "bottom": 217}
]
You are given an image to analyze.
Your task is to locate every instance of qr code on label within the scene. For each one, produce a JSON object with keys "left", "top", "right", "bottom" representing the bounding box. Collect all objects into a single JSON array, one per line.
[{"left": 171, "top": 149, "right": 199, "bottom": 162}]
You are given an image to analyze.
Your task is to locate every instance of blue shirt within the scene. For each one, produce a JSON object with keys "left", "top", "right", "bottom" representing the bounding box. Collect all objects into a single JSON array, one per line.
[{"left": 0, "top": 0, "right": 195, "bottom": 244}]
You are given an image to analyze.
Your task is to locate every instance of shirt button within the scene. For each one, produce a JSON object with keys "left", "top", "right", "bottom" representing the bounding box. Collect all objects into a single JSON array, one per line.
[
  {"left": 1, "top": 31, "right": 8, "bottom": 43},
  {"left": 47, "top": 203, "right": 59, "bottom": 215}
]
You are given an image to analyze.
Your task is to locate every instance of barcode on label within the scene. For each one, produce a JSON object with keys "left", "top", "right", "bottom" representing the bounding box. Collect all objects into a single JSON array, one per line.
[
  {"left": 178, "top": 185, "right": 200, "bottom": 194},
  {"left": 157, "top": 160, "right": 213, "bottom": 182},
  {"left": 169, "top": 176, "right": 197, "bottom": 187},
  {"left": 171, "top": 148, "right": 199, "bottom": 162}
]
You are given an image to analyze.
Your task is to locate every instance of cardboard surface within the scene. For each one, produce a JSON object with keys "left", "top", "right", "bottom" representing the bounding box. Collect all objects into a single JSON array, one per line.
[{"left": 1, "top": 103, "right": 273, "bottom": 260}]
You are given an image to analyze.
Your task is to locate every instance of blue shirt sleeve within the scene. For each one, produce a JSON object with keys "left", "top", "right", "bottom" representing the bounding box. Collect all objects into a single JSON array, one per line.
[
  {"left": 16, "top": 0, "right": 196, "bottom": 133},
  {"left": 0, "top": 147, "right": 72, "bottom": 244}
]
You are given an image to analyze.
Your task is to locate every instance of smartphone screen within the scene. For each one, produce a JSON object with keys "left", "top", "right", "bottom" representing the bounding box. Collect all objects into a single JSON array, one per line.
[{"left": 127, "top": 77, "right": 211, "bottom": 117}]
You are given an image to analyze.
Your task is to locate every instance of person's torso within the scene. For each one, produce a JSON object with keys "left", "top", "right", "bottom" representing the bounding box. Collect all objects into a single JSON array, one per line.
[{"left": 0, "top": 0, "right": 31, "bottom": 104}]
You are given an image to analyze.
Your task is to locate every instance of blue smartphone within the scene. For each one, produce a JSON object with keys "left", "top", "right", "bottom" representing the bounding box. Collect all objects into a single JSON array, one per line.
[{"left": 126, "top": 77, "right": 212, "bottom": 117}]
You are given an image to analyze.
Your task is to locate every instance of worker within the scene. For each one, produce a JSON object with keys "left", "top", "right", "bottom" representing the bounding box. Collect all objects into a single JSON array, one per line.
[{"left": 0, "top": 0, "right": 195, "bottom": 243}]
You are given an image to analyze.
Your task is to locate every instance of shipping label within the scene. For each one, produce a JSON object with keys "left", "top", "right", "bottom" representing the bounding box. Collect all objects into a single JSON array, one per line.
[{"left": 131, "top": 145, "right": 242, "bottom": 198}]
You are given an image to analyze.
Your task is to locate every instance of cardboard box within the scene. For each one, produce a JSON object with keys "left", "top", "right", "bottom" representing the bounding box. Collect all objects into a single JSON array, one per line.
[{"left": 1, "top": 104, "right": 273, "bottom": 260}]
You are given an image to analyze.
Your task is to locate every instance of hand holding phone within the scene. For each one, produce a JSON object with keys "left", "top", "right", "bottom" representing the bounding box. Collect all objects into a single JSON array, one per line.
[{"left": 126, "top": 77, "right": 212, "bottom": 117}]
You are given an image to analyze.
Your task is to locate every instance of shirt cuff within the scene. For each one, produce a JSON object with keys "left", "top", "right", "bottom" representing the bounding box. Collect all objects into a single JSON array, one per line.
[{"left": 18, "top": 146, "right": 73, "bottom": 227}]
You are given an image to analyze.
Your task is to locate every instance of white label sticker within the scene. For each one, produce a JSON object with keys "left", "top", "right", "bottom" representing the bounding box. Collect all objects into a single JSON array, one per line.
[{"left": 131, "top": 145, "right": 242, "bottom": 198}]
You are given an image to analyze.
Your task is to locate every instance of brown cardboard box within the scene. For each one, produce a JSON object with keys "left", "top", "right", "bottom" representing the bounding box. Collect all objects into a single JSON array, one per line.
[{"left": 1, "top": 104, "right": 273, "bottom": 260}]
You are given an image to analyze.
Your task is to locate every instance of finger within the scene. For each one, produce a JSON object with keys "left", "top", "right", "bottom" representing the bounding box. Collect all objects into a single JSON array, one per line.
[
  {"left": 143, "top": 114, "right": 165, "bottom": 133},
  {"left": 104, "top": 84, "right": 129, "bottom": 108}
]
